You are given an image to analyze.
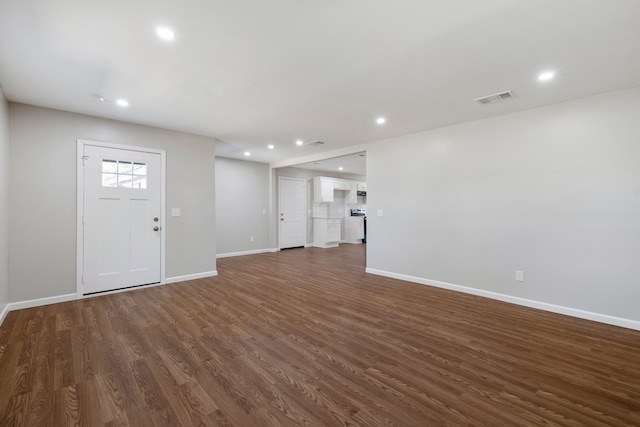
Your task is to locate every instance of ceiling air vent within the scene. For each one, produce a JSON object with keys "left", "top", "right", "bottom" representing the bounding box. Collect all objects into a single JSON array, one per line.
[
  {"left": 306, "top": 140, "right": 325, "bottom": 146},
  {"left": 474, "top": 90, "right": 515, "bottom": 105}
]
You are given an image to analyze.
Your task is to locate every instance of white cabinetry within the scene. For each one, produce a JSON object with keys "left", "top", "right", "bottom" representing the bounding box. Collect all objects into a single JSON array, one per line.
[
  {"left": 345, "top": 191, "right": 357, "bottom": 205},
  {"left": 313, "top": 177, "right": 334, "bottom": 203},
  {"left": 314, "top": 176, "right": 367, "bottom": 204},
  {"left": 313, "top": 218, "right": 341, "bottom": 248},
  {"left": 327, "top": 219, "right": 341, "bottom": 242},
  {"left": 333, "top": 179, "right": 347, "bottom": 190},
  {"left": 345, "top": 187, "right": 357, "bottom": 204},
  {"left": 344, "top": 217, "right": 365, "bottom": 243}
]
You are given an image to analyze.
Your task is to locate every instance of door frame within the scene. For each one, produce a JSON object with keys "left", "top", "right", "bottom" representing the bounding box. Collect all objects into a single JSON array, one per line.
[
  {"left": 278, "top": 177, "right": 307, "bottom": 249},
  {"left": 76, "top": 139, "right": 167, "bottom": 298}
]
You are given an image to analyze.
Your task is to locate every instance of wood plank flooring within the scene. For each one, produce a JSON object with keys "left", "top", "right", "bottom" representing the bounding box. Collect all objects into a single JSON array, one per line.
[{"left": 1, "top": 244, "right": 639, "bottom": 426}]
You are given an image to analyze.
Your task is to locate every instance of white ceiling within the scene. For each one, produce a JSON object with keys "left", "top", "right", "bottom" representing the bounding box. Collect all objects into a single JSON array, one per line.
[
  {"left": 1, "top": 0, "right": 639, "bottom": 175},
  {"left": 293, "top": 152, "right": 367, "bottom": 177}
]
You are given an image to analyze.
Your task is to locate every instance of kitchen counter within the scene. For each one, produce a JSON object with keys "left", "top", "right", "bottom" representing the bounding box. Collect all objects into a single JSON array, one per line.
[{"left": 312, "top": 218, "right": 341, "bottom": 248}]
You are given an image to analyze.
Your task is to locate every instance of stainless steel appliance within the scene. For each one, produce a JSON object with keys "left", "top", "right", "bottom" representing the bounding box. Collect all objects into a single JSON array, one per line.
[{"left": 351, "top": 208, "right": 366, "bottom": 243}]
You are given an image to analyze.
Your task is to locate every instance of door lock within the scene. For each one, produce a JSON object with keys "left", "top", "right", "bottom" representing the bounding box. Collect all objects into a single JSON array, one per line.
[
  {"left": 153, "top": 226, "right": 160, "bottom": 231},
  {"left": 153, "top": 217, "right": 159, "bottom": 222}
]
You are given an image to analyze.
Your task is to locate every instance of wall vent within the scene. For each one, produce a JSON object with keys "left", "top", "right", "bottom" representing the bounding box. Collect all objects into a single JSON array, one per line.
[
  {"left": 474, "top": 90, "right": 515, "bottom": 105},
  {"left": 306, "top": 140, "right": 325, "bottom": 146}
]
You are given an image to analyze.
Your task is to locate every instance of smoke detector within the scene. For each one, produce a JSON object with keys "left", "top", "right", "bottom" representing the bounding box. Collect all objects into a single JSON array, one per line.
[{"left": 474, "top": 90, "right": 515, "bottom": 105}]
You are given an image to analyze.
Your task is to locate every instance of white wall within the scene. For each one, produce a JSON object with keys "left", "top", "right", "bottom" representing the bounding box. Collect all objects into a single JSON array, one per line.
[
  {"left": 275, "top": 167, "right": 366, "bottom": 245},
  {"left": 0, "top": 89, "right": 9, "bottom": 315},
  {"left": 366, "top": 87, "right": 640, "bottom": 324},
  {"left": 215, "top": 157, "right": 270, "bottom": 255},
  {"left": 8, "top": 103, "right": 216, "bottom": 302}
]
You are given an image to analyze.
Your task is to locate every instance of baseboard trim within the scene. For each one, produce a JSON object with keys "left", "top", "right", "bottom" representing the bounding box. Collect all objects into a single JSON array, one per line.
[
  {"left": 0, "top": 303, "right": 9, "bottom": 326},
  {"left": 311, "top": 243, "right": 339, "bottom": 249},
  {"left": 217, "top": 248, "right": 278, "bottom": 259},
  {"left": 165, "top": 270, "right": 218, "bottom": 284},
  {"left": 366, "top": 268, "right": 640, "bottom": 331},
  {"left": 0, "top": 271, "right": 222, "bottom": 327},
  {"left": 2, "top": 293, "right": 78, "bottom": 323}
]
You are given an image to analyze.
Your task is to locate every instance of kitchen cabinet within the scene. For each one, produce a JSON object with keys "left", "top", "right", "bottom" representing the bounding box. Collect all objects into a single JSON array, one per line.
[
  {"left": 313, "top": 218, "right": 341, "bottom": 248},
  {"left": 334, "top": 179, "right": 349, "bottom": 190},
  {"left": 344, "top": 217, "right": 365, "bottom": 243},
  {"left": 345, "top": 188, "right": 357, "bottom": 204},
  {"left": 327, "top": 219, "right": 341, "bottom": 242},
  {"left": 313, "top": 177, "right": 334, "bottom": 203},
  {"left": 313, "top": 176, "right": 367, "bottom": 204}
]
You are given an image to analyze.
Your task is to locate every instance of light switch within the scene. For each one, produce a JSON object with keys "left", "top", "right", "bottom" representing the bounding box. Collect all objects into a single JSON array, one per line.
[
  {"left": 377, "top": 209, "right": 384, "bottom": 217},
  {"left": 171, "top": 208, "right": 181, "bottom": 217}
]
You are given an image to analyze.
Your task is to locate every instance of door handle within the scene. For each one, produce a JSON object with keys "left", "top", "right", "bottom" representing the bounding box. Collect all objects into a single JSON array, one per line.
[{"left": 153, "top": 226, "right": 160, "bottom": 231}]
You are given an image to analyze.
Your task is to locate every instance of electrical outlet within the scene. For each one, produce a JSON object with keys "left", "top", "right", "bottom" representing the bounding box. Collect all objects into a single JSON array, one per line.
[{"left": 515, "top": 270, "right": 524, "bottom": 282}]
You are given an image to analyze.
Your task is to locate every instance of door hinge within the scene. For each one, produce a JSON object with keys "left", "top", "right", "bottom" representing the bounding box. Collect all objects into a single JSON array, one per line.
[{"left": 82, "top": 155, "right": 89, "bottom": 166}]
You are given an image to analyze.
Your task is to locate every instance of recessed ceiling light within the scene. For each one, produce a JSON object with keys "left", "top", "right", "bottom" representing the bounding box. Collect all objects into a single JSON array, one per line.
[
  {"left": 538, "top": 71, "right": 555, "bottom": 82},
  {"left": 376, "top": 117, "right": 386, "bottom": 125},
  {"left": 156, "top": 26, "right": 176, "bottom": 41},
  {"left": 268, "top": 144, "right": 275, "bottom": 150},
  {"left": 296, "top": 140, "right": 303, "bottom": 146},
  {"left": 244, "top": 151, "right": 250, "bottom": 156},
  {"left": 116, "top": 99, "right": 129, "bottom": 107},
  {"left": 339, "top": 167, "right": 344, "bottom": 171}
]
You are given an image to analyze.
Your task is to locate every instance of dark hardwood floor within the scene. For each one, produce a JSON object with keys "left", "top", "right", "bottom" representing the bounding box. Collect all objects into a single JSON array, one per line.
[{"left": 1, "top": 244, "right": 639, "bottom": 426}]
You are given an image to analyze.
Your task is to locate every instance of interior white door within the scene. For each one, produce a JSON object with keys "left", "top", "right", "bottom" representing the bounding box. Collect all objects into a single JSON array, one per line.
[
  {"left": 279, "top": 177, "right": 306, "bottom": 248},
  {"left": 82, "top": 145, "right": 161, "bottom": 294}
]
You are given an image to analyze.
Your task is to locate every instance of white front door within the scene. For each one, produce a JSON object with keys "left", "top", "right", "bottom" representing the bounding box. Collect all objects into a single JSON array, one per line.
[
  {"left": 81, "top": 144, "right": 162, "bottom": 294},
  {"left": 279, "top": 177, "right": 306, "bottom": 249}
]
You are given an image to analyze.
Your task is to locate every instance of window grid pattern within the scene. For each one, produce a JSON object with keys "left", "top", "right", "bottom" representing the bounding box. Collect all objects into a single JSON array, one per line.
[{"left": 102, "top": 159, "right": 147, "bottom": 189}]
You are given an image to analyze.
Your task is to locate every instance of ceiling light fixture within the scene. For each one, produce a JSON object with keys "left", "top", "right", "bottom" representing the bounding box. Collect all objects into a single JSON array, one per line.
[
  {"left": 339, "top": 167, "right": 344, "bottom": 171},
  {"left": 296, "top": 140, "right": 303, "bottom": 146},
  {"left": 156, "top": 26, "right": 176, "bottom": 41},
  {"left": 116, "top": 99, "right": 129, "bottom": 107},
  {"left": 538, "top": 71, "right": 555, "bottom": 82},
  {"left": 376, "top": 117, "right": 386, "bottom": 125},
  {"left": 268, "top": 144, "right": 275, "bottom": 150},
  {"left": 244, "top": 151, "right": 251, "bottom": 156}
]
